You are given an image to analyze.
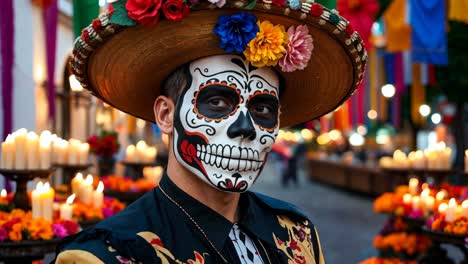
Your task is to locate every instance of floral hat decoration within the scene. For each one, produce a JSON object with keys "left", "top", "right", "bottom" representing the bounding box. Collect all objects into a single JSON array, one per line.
[{"left": 71, "top": 0, "right": 367, "bottom": 127}]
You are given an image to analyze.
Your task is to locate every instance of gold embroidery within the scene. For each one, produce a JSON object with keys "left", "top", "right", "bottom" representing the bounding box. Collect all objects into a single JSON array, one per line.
[
  {"left": 138, "top": 231, "right": 207, "bottom": 264},
  {"left": 273, "top": 216, "right": 316, "bottom": 264}
]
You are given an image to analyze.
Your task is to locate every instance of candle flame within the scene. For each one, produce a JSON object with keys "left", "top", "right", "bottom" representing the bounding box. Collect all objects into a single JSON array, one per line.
[
  {"left": 43, "top": 182, "right": 50, "bottom": 191},
  {"left": 66, "top": 194, "right": 76, "bottom": 204},
  {"left": 436, "top": 190, "right": 447, "bottom": 201},
  {"left": 96, "top": 181, "right": 104, "bottom": 193},
  {"left": 438, "top": 203, "right": 448, "bottom": 213},
  {"left": 449, "top": 198, "right": 457, "bottom": 206},
  {"left": 85, "top": 174, "right": 94, "bottom": 185},
  {"left": 36, "top": 181, "right": 44, "bottom": 190},
  {"left": 421, "top": 189, "right": 430, "bottom": 198},
  {"left": 136, "top": 140, "right": 147, "bottom": 150},
  {"left": 75, "top": 172, "right": 83, "bottom": 180},
  {"left": 0, "top": 189, "right": 6, "bottom": 198},
  {"left": 409, "top": 178, "right": 418, "bottom": 185},
  {"left": 27, "top": 131, "right": 38, "bottom": 140},
  {"left": 80, "top": 143, "right": 90, "bottom": 151},
  {"left": 462, "top": 200, "right": 468, "bottom": 208},
  {"left": 403, "top": 194, "right": 412, "bottom": 203}
]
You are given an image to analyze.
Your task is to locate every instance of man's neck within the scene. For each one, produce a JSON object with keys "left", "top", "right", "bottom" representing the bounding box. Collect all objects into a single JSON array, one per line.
[{"left": 166, "top": 152, "right": 241, "bottom": 223}]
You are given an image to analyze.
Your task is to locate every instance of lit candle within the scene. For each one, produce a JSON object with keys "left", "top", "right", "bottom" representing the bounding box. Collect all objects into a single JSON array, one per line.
[
  {"left": 403, "top": 193, "right": 412, "bottom": 205},
  {"left": 445, "top": 198, "right": 457, "bottom": 222},
  {"left": 408, "top": 178, "right": 419, "bottom": 195},
  {"left": 438, "top": 203, "right": 448, "bottom": 214},
  {"left": 32, "top": 182, "right": 44, "bottom": 219},
  {"left": 41, "top": 182, "right": 55, "bottom": 222},
  {"left": 26, "top": 132, "right": 39, "bottom": 169},
  {"left": 14, "top": 129, "right": 27, "bottom": 169},
  {"left": 462, "top": 200, "right": 468, "bottom": 218},
  {"left": 1, "top": 134, "right": 14, "bottom": 169},
  {"left": 412, "top": 196, "right": 421, "bottom": 210},
  {"left": 60, "top": 194, "right": 75, "bottom": 220},
  {"left": 79, "top": 143, "right": 89, "bottom": 165},
  {"left": 136, "top": 141, "right": 147, "bottom": 162},
  {"left": 39, "top": 132, "right": 52, "bottom": 169},
  {"left": 81, "top": 174, "right": 94, "bottom": 204},
  {"left": 71, "top": 173, "right": 83, "bottom": 197},
  {"left": 426, "top": 196, "right": 435, "bottom": 212},
  {"left": 93, "top": 181, "right": 104, "bottom": 209},
  {"left": 126, "top": 145, "right": 136, "bottom": 162},
  {"left": 1, "top": 189, "right": 6, "bottom": 198},
  {"left": 436, "top": 190, "right": 448, "bottom": 201},
  {"left": 68, "top": 139, "right": 81, "bottom": 164}
]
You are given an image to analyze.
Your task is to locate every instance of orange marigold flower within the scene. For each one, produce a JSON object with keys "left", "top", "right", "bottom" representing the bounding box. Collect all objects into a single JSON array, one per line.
[{"left": 8, "top": 223, "right": 23, "bottom": 241}]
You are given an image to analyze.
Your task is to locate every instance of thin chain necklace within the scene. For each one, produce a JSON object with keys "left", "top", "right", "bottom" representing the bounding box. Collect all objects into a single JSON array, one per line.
[{"left": 158, "top": 186, "right": 228, "bottom": 263}]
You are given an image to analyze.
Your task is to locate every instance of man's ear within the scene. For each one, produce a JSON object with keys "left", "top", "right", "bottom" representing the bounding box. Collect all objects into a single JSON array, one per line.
[{"left": 153, "top": 96, "right": 175, "bottom": 135}]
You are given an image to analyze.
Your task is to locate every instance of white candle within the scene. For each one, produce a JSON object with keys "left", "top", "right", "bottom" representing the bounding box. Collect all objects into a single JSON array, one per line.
[
  {"left": 436, "top": 190, "right": 448, "bottom": 201},
  {"left": 408, "top": 178, "right": 419, "bottom": 195},
  {"left": 126, "top": 145, "right": 136, "bottom": 162},
  {"left": 1, "top": 141, "right": 9, "bottom": 169},
  {"left": 446, "top": 198, "right": 457, "bottom": 222},
  {"left": 403, "top": 193, "right": 412, "bottom": 205},
  {"left": 412, "top": 196, "right": 421, "bottom": 210},
  {"left": 93, "top": 181, "right": 104, "bottom": 209},
  {"left": 81, "top": 174, "right": 94, "bottom": 204},
  {"left": 26, "top": 132, "right": 39, "bottom": 169},
  {"left": 41, "top": 182, "right": 55, "bottom": 222},
  {"left": 68, "top": 139, "right": 81, "bottom": 164},
  {"left": 32, "top": 182, "right": 44, "bottom": 219},
  {"left": 462, "top": 200, "right": 468, "bottom": 218},
  {"left": 39, "top": 133, "right": 52, "bottom": 169},
  {"left": 438, "top": 203, "right": 448, "bottom": 214},
  {"left": 60, "top": 194, "right": 75, "bottom": 220},
  {"left": 136, "top": 141, "right": 147, "bottom": 162},
  {"left": 14, "top": 128, "right": 27, "bottom": 169},
  {"left": 79, "top": 143, "right": 89, "bottom": 165},
  {"left": 426, "top": 196, "right": 435, "bottom": 212},
  {"left": 1, "top": 189, "right": 7, "bottom": 198},
  {"left": 71, "top": 173, "right": 83, "bottom": 197}
]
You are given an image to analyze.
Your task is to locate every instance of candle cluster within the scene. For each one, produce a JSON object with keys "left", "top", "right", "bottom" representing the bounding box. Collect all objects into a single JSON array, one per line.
[
  {"left": 125, "top": 141, "right": 157, "bottom": 163},
  {"left": 1, "top": 129, "right": 53, "bottom": 169},
  {"left": 437, "top": 198, "right": 468, "bottom": 223},
  {"left": 402, "top": 179, "right": 436, "bottom": 216},
  {"left": 379, "top": 142, "right": 452, "bottom": 170},
  {"left": 59, "top": 194, "right": 76, "bottom": 220},
  {"left": 31, "top": 182, "right": 55, "bottom": 222},
  {"left": 52, "top": 138, "right": 90, "bottom": 165},
  {"left": 143, "top": 166, "right": 163, "bottom": 183},
  {"left": 71, "top": 173, "right": 104, "bottom": 208},
  {"left": 0, "top": 129, "right": 90, "bottom": 170}
]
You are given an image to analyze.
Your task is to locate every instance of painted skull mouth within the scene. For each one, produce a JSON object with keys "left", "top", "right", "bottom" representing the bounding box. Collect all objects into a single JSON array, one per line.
[{"left": 195, "top": 144, "right": 264, "bottom": 172}]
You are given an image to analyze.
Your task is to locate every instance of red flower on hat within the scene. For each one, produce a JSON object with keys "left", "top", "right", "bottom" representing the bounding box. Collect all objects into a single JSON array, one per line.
[
  {"left": 162, "top": 0, "right": 190, "bottom": 22},
  {"left": 310, "top": 3, "right": 323, "bottom": 17},
  {"left": 272, "top": 0, "right": 286, "bottom": 7},
  {"left": 126, "top": 0, "right": 162, "bottom": 26}
]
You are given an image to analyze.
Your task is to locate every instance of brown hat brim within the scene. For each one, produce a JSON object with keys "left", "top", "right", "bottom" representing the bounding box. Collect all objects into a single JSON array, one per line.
[{"left": 72, "top": 4, "right": 366, "bottom": 128}]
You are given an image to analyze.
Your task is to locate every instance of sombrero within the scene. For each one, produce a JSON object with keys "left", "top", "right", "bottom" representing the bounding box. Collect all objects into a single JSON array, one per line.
[{"left": 70, "top": 0, "right": 367, "bottom": 128}]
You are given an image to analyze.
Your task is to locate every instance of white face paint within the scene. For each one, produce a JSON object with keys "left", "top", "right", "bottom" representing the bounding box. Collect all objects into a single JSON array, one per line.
[{"left": 173, "top": 55, "right": 280, "bottom": 192}]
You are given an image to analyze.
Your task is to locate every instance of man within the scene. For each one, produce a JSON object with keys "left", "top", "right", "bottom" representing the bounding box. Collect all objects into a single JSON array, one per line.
[{"left": 55, "top": 0, "right": 366, "bottom": 263}]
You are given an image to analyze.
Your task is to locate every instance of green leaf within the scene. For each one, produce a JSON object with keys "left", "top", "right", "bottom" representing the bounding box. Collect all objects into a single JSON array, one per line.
[
  {"left": 244, "top": 0, "right": 257, "bottom": 10},
  {"left": 109, "top": 0, "right": 137, "bottom": 26}
]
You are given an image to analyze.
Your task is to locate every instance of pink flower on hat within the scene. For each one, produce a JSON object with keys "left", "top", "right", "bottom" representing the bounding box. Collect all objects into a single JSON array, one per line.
[{"left": 279, "top": 25, "right": 314, "bottom": 72}]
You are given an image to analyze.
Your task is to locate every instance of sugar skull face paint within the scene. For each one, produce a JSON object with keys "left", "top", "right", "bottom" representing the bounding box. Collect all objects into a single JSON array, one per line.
[{"left": 173, "top": 54, "right": 280, "bottom": 192}]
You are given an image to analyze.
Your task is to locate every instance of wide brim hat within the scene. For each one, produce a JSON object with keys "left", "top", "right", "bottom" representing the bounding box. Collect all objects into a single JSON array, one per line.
[{"left": 71, "top": 0, "right": 367, "bottom": 128}]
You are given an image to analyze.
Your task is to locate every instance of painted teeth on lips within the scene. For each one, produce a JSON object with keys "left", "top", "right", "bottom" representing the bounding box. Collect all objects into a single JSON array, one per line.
[{"left": 195, "top": 144, "right": 264, "bottom": 172}]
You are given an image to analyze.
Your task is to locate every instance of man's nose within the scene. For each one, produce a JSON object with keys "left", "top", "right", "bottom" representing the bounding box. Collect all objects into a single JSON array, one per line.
[{"left": 227, "top": 111, "right": 256, "bottom": 140}]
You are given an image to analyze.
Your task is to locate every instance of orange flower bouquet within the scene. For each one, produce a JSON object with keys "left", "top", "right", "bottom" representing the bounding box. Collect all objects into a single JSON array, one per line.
[
  {"left": 100, "top": 175, "right": 157, "bottom": 193},
  {"left": 359, "top": 257, "right": 417, "bottom": 264},
  {"left": 0, "top": 209, "right": 79, "bottom": 242},
  {"left": 429, "top": 214, "right": 468, "bottom": 236},
  {"left": 73, "top": 197, "right": 125, "bottom": 221}
]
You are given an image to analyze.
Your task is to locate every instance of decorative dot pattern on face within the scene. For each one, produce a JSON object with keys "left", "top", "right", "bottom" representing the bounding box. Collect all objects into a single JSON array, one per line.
[{"left": 173, "top": 54, "right": 280, "bottom": 193}]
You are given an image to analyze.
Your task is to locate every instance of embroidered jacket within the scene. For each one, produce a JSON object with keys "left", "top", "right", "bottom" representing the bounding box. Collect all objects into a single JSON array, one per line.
[{"left": 54, "top": 173, "right": 325, "bottom": 264}]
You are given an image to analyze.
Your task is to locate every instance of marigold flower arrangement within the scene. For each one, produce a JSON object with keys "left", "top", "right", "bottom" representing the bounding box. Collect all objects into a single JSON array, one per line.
[
  {"left": 428, "top": 214, "right": 468, "bottom": 235},
  {"left": 73, "top": 197, "right": 125, "bottom": 221},
  {"left": 0, "top": 209, "right": 79, "bottom": 242},
  {"left": 87, "top": 130, "right": 120, "bottom": 157},
  {"left": 373, "top": 233, "right": 431, "bottom": 257},
  {"left": 100, "top": 175, "right": 158, "bottom": 193},
  {"left": 0, "top": 192, "right": 14, "bottom": 212},
  {"left": 359, "top": 257, "right": 417, "bottom": 264}
]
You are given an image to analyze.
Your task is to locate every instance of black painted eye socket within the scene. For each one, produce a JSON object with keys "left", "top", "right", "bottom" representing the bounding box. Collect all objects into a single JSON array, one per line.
[
  {"left": 195, "top": 85, "right": 240, "bottom": 119},
  {"left": 248, "top": 94, "right": 279, "bottom": 129}
]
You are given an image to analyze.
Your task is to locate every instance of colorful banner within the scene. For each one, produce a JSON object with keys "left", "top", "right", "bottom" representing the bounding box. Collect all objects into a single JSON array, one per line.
[
  {"left": 316, "top": 0, "right": 336, "bottom": 9},
  {"left": 382, "top": 0, "right": 411, "bottom": 52},
  {"left": 337, "top": 0, "right": 379, "bottom": 48},
  {"left": 44, "top": 0, "right": 58, "bottom": 119},
  {"left": 410, "top": 0, "right": 448, "bottom": 65},
  {"left": 448, "top": 0, "right": 468, "bottom": 24},
  {"left": 0, "top": 0, "right": 14, "bottom": 140},
  {"left": 72, "top": 0, "right": 100, "bottom": 37}
]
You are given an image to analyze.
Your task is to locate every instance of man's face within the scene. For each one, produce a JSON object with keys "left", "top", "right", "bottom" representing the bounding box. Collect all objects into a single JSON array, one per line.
[{"left": 173, "top": 55, "right": 280, "bottom": 192}]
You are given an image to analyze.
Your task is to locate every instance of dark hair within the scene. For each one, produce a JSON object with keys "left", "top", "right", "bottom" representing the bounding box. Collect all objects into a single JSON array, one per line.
[{"left": 160, "top": 64, "right": 192, "bottom": 105}]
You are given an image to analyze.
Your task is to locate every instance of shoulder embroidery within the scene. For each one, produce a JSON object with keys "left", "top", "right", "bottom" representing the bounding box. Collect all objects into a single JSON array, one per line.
[
  {"left": 273, "top": 216, "right": 316, "bottom": 264},
  {"left": 137, "top": 231, "right": 208, "bottom": 264}
]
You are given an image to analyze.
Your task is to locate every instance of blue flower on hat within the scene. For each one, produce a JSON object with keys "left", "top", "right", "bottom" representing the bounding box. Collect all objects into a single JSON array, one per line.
[
  {"left": 213, "top": 13, "right": 259, "bottom": 53},
  {"left": 287, "top": 0, "right": 301, "bottom": 10}
]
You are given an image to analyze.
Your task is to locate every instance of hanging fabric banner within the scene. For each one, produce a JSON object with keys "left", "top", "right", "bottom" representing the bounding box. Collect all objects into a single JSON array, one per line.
[
  {"left": 72, "top": 0, "right": 100, "bottom": 38},
  {"left": 394, "top": 53, "right": 405, "bottom": 128},
  {"left": 316, "top": 0, "right": 336, "bottom": 9},
  {"left": 448, "top": 0, "right": 468, "bottom": 24},
  {"left": 369, "top": 47, "right": 378, "bottom": 122},
  {"left": 0, "top": 0, "right": 14, "bottom": 140},
  {"left": 383, "top": 52, "right": 396, "bottom": 125},
  {"left": 44, "top": 0, "right": 58, "bottom": 119},
  {"left": 383, "top": 0, "right": 411, "bottom": 52},
  {"left": 410, "top": 0, "right": 448, "bottom": 65}
]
